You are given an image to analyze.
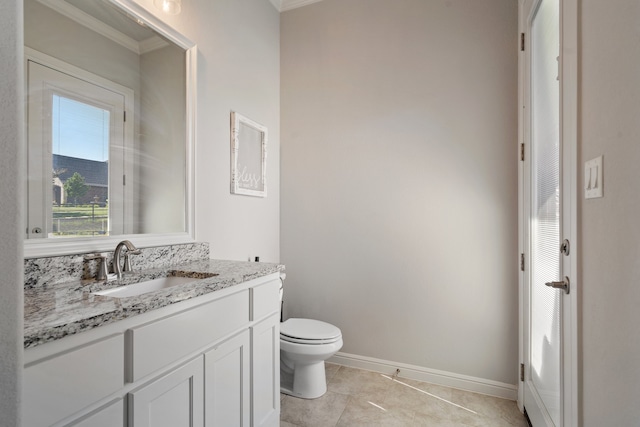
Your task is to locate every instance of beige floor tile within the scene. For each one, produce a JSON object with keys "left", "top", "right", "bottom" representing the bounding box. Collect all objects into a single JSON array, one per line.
[
  {"left": 382, "top": 377, "right": 455, "bottom": 417},
  {"left": 450, "top": 389, "right": 527, "bottom": 426},
  {"left": 415, "top": 401, "right": 491, "bottom": 427},
  {"left": 411, "top": 412, "right": 478, "bottom": 427},
  {"left": 412, "top": 380, "right": 456, "bottom": 401},
  {"left": 280, "top": 365, "right": 527, "bottom": 427},
  {"left": 328, "top": 366, "right": 392, "bottom": 402},
  {"left": 280, "top": 391, "right": 350, "bottom": 427},
  {"left": 325, "top": 363, "right": 340, "bottom": 382},
  {"left": 336, "top": 396, "right": 415, "bottom": 426}
]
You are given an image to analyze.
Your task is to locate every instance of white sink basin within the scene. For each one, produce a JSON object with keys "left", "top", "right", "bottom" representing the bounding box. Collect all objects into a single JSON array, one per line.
[{"left": 93, "top": 276, "right": 198, "bottom": 298}]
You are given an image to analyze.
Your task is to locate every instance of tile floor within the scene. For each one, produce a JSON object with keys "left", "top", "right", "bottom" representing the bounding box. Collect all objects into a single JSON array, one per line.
[{"left": 280, "top": 364, "right": 528, "bottom": 427}]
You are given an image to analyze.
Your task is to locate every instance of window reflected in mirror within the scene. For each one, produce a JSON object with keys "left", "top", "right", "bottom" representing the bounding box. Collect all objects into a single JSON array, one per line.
[
  {"left": 52, "top": 95, "right": 111, "bottom": 237},
  {"left": 27, "top": 56, "right": 129, "bottom": 238}
]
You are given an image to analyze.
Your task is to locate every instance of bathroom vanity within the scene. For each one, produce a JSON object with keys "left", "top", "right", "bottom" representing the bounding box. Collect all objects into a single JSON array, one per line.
[{"left": 23, "top": 255, "right": 282, "bottom": 427}]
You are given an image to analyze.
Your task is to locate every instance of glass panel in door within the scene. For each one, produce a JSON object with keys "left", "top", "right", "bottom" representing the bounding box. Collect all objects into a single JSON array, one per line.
[
  {"left": 52, "top": 95, "right": 111, "bottom": 237},
  {"left": 529, "top": 0, "right": 561, "bottom": 424},
  {"left": 27, "top": 59, "right": 126, "bottom": 239}
]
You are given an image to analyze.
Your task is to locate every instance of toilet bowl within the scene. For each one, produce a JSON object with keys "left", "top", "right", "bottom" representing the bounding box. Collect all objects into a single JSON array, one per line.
[
  {"left": 280, "top": 318, "right": 343, "bottom": 399},
  {"left": 278, "top": 276, "right": 343, "bottom": 399}
]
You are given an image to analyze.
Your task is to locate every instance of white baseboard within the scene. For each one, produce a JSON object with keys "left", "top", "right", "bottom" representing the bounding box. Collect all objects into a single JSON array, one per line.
[{"left": 328, "top": 352, "right": 518, "bottom": 401}]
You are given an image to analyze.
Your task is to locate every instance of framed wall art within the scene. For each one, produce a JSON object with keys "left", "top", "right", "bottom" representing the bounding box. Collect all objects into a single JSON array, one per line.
[{"left": 230, "top": 111, "right": 267, "bottom": 197}]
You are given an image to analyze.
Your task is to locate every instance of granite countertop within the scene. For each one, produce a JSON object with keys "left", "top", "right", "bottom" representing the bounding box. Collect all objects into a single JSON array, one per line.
[{"left": 24, "top": 259, "right": 283, "bottom": 349}]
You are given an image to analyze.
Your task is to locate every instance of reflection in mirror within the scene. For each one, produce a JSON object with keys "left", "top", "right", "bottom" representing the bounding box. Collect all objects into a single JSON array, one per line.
[
  {"left": 24, "top": 0, "right": 195, "bottom": 256},
  {"left": 51, "top": 96, "right": 111, "bottom": 234}
]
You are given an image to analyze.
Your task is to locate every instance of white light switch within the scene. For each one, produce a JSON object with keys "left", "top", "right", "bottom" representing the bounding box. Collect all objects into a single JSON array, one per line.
[{"left": 585, "top": 155, "right": 603, "bottom": 199}]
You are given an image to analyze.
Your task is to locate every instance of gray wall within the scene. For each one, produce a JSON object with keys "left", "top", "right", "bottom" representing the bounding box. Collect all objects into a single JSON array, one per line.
[
  {"left": 580, "top": 0, "right": 640, "bottom": 424},
  {"left": 0, "top": 0, "right": 23, "bottom": 424},
  {"left": 24, "top": 0, "right": 141, "bottom": 96},
  {"left": 139, "top": 45, "right": 186, "bottom": 234},
  {"left": 281, "top": 0, "right": 519, "bottom": 385}
]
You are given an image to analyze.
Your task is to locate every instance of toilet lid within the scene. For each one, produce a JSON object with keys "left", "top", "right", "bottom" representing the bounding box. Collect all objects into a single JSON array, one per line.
[{"left": 280, "top": 318, "right": 342, "bottom": 344}]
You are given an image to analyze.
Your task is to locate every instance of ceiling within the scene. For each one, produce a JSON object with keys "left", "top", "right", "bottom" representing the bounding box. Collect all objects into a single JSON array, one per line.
[
  {"left": 64, "top": 0, "right": 155, "bottom": 42},
  {"left": 270, "top": 0, "right": 325, "bottom": 12}
]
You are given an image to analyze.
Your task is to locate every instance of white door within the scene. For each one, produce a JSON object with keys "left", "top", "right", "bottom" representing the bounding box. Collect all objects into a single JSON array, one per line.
[
  {"left": 26, "top": 54, "right": 132, "bottom": 238},
  {"left": 521, "top": 0, "right": 577, "bottom": 426}
]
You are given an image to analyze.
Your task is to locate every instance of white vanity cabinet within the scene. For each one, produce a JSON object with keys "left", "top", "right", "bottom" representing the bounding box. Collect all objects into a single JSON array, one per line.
[
  {"left": 129, "top": 357, "right": 204, "bottom": 427},
  {"left": 251, "top": 313, "right": 280, "bottom": 427},
  {"left": 126, "top": 289, "right": 249, "bottom": 383},
  {"left": 69, "top": 399, "right": 125, "bottom": 427},
  {"left": 250, "top": 279, "right": 281, "bottom": 427},
  {"left": 204, "top": 330, "right": 251, "bottom": 426},
  {"left": 23, "top": 273, "right": 281, "bottom": 427},
  {"left": 22, "top": 334, "right": 125, "bottom": 427}
]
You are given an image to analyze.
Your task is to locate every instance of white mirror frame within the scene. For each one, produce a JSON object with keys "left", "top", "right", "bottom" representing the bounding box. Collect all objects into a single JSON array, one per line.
[{"left": 24, "top": 0, "right": 197, "bottom": 258}]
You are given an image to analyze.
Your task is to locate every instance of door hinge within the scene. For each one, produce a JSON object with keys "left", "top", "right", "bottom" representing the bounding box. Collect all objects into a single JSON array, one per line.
[
  {"left": 520, "top": 363, "right": 525, "bottom": 382},
  {"left": 520, "top": 143, "right": 525, "bottom": 161},
  {"left": 520, "top": 33, "right": 525, "bottom": 51},
  {"left": 123, "top": 174, "right": 126, "bottom": 186},
  {"left": 520, "top": 253, "right": 525, "bottom": 272},
  {"left": 123, "top": 111, "right": 127, "bottom": 122}
]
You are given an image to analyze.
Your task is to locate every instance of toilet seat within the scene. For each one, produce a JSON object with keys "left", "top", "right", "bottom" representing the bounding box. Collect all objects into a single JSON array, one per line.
[{"left": 280, "top": 318, "right": 342, "bottom": 345}]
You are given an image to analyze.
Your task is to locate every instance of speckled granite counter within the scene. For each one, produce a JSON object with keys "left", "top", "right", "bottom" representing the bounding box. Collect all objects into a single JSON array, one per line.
[{"left": 24, "top": 259, "right": 283, "bottom": 349}]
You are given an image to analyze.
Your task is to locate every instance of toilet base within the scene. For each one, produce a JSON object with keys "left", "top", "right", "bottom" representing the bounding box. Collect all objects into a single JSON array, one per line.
[{"left": 280, "top": 360, "right": 327, "bottom": 399}]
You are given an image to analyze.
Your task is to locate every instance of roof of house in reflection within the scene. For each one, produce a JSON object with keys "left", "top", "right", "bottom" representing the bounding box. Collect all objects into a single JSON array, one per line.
[{"left": 53, "top": 154, "right": 108, "bottom": 187}]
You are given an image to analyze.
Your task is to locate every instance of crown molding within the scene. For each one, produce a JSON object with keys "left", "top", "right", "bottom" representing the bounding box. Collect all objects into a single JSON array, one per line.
[
  {"left": 269, "top": 0, "right": 283, "bottom": 11},
  {"left": 272, "top": 0, "right": 325, "bottom": 12},
  {"left": 36, "top": 0, "right": 168, "bottom": 55},
  {"left": 139, "top": 36, "right": 170, "bottom": 54},
  {"left": 38, "top": 0, "right": 140, "bottom": 53}
]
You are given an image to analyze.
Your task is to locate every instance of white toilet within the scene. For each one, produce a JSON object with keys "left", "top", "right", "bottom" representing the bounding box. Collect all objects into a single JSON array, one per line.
[{"left": 279, "top": 282, "right": 343, "bottom": 399}]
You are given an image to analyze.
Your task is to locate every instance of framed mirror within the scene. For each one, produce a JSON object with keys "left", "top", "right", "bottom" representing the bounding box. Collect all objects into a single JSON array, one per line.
[{"left": 24, "top": 0, "right": 197, "bottom": 258}]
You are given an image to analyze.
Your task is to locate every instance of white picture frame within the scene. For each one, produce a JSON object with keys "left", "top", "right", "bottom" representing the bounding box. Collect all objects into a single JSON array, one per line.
[{"left": 230, "top": 112, "right": 267, "bottom": 197}]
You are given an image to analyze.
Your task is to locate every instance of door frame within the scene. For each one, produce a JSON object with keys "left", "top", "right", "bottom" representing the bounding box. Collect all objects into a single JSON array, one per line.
[
  {"left": 517, "top": 0, "right": 579, "bottom": 426},
  {"left": 25, "top": 47, "right": 135, "bottom": 238}
]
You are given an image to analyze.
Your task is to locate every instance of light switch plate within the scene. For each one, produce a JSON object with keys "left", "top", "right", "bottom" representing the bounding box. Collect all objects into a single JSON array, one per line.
[{"left": 585, "top": 155, "right": 603, "bottom": 199}]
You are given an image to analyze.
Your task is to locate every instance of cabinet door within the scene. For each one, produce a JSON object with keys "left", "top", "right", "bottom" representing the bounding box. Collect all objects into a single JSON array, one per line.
[
  {"left": 204, "top": 330, "right": 250, "bottom": 426},
  {"left": 251, "top": 313, "right": 280, "bottom": 427},
  {"left": 69, "top": 399, "right": 125, "bottom": 427},
  {"left": 23, "top": 334, "right": 124, "bottom": 427},
  {"left": 129, "top": 357, "right": 204, "bottom": 427}
]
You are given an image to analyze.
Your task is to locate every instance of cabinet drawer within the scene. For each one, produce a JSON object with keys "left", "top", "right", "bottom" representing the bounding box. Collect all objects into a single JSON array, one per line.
[
  {"left": 23, "top": 334, "right": 124, "bottom": 427},
  {"left": 127, "top": 289, "right": 249, "bottom": 382},
  {"left": 251, "top": 279, "right": 280, "bottom": 321}
]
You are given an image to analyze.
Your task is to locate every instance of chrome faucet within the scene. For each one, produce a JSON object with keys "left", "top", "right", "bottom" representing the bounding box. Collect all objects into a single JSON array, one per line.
[{"left": 113, "top": 240, "right": 142, "bottom": 279}]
